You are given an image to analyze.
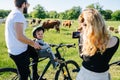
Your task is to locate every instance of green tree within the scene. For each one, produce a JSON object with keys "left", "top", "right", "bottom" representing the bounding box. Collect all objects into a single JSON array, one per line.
[
  {"left": 0, "top": 10, "right": 10, "bottom": 18},
  {"left": 48, "top": 11, "right": 58, "bottom": 18},
  {"left": 103, "top": 10, "right": 113, "bottom": 20},
  {"left": 59, "top": 12, "right": 67, "bottom": 19},
  {"left": 30, "top": 4, "right": 46, "bottom": 19},
  {"left": 60, "top": 6, "right": 82, "bottom": 20},
  {"left": 67, "top": 6, "right": 82, "bottom": 19},
  {"left": 111, "top": 10, "right": 120, "bottom": 21}
]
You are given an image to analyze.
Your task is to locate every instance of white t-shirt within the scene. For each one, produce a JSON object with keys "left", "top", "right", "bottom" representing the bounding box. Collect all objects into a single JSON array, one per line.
[{"left": 5, "top": 8, "right": 27, "bottom": 55}]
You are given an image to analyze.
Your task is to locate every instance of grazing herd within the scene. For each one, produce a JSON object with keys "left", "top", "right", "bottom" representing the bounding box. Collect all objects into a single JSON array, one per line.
[
  {"left": 1, "top": 18, "right": 120, "bottom": 34},
  {"left": 28, "top": 19, "right": 74, "bottom": 32},
  {"left": 28, "top": 19, "right": 120, "bottom": 34}
]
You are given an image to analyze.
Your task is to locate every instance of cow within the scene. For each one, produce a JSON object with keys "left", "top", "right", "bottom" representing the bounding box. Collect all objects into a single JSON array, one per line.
[
  {"left": 30, "top": 19, "right": 42, "bottom": 27},
  {"left": 30, "top": 19, "right": 36, "bottom": 24},
  {"left": 42, "top": 20, "right": 61, "bottom": 32},
  {"left": 62, "top": 20, "right": 72, "bottom": 28},
  {"left": 107, "top": 26, "right": 114, "bottom": 31}
]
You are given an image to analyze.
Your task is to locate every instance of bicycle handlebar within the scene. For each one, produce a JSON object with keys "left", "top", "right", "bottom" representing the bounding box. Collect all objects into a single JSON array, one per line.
[
  {"left": 49, "top": 43, "right": 76, "bottom": 48},
  {"left": 109, "top": 60, "right": 120, "bottom": 66}
]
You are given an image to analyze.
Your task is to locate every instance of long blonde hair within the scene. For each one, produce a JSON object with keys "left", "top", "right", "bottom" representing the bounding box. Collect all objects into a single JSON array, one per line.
[{"left": 79, "top": 8, "right": 110, "bottom": 56}]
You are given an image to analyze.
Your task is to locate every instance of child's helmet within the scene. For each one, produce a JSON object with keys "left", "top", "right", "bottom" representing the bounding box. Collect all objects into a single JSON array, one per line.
[{"left": 32, "top": 26, "right": 44, "bottom": 38}]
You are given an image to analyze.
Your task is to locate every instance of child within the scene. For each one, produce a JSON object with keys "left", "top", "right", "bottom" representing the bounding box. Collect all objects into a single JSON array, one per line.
[{"left": 32, "top": 26, "right": 59, "bottom": 68}]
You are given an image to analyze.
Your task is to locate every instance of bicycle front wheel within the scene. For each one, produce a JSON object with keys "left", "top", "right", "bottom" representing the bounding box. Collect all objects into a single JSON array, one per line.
[
  {"left": 0, "top": 68, "right": 18, "bottom": 80},
  {"left": 55, "top": 60, "right": 80, "bottom": 80}
]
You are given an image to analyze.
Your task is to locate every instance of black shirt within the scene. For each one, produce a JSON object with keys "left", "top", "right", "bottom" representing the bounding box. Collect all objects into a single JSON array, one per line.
[{"left": 82, "top": 36, "right": 119, "bottom": 72}]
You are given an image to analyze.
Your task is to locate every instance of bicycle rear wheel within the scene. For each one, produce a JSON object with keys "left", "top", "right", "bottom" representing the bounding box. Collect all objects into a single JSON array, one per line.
[
  {"left": 55, "top": 60, "right": 80, "bottom": 80},
  {"left": 0, "top": 68, "right": 18, "bottom": 80}
]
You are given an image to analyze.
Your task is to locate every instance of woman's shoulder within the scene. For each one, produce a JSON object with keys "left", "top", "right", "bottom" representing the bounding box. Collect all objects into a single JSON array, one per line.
[{"left": 106, "top": 36, "right": 119, "bottom": 48}]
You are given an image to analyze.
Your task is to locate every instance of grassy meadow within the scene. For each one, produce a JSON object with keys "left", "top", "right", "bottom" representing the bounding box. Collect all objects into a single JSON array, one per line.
[{"left": 0, "top": 20, "right": 120, "bottom": 80}]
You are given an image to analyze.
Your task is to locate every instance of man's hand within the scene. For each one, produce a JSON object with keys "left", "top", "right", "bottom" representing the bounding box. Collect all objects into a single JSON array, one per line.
[{"left": 33, "top": 42, "right": 41, "bottom": 49}]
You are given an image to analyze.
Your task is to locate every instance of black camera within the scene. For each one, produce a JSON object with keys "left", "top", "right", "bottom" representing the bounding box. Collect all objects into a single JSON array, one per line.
[{"left": 72, "top": 31, "right": 80, "bottom": 39}]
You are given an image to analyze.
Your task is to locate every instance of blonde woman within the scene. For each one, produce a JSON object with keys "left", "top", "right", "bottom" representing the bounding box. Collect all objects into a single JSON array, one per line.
[{"left": 76, "top": 8, "right": 119, "bottom": 80}]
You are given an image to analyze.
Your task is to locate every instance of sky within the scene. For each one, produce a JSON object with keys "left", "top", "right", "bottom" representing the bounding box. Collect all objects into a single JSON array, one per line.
[{"left": 0, "top": 0, "right": 120, "bottom": 13}]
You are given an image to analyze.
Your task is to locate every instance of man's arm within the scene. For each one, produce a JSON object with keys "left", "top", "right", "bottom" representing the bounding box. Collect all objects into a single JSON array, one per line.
[{"left": 14, "top": 22, "right": 41, "bottom": 49}]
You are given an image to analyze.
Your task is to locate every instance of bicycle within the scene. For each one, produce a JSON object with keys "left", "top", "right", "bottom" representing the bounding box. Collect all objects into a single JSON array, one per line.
[{"left": 0, "top": 43, "right": 80, "bottom": 80}]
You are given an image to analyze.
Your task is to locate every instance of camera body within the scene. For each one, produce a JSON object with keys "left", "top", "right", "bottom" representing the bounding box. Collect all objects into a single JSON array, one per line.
[{"left": 72, "top": 31, "right": 80, "bottom": 39}]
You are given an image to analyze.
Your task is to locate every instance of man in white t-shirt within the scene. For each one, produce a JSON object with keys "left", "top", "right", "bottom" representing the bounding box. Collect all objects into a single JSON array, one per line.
[{"left": 5, "top": 0, "right": 42, "bottom": 80}]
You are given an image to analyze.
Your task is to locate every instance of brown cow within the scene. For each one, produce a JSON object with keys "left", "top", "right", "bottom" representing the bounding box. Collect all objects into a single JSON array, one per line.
[
  {"left": 62, "top": 20, "right": 72, "bottom": 28},
  {"left": 107, "top": 26, "right": 114, "bottom": 31},
  {"left": 42, "top": 20, "right": 61, "bottom": 32}
]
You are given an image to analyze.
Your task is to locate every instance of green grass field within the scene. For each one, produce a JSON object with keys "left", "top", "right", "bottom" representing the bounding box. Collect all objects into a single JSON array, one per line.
[{"left": 0, "top": 20, "right": 120, "bottom": 80}]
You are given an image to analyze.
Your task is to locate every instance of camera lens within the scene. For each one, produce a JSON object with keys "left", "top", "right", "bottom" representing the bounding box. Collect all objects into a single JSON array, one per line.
[{"left": 72, "top": 31, "right": 80, "bottom": 39}]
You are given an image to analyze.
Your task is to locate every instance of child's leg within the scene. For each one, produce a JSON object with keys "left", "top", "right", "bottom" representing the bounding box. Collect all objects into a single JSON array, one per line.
[
  {"left": 49, "top": 53, "right": 59, "bottom": 68},
  {"left": 46, "top": 48, "right": 56, "bottom": 60},
  {"left": 46, "top": 48, "right": 59, "bottom": 68}
]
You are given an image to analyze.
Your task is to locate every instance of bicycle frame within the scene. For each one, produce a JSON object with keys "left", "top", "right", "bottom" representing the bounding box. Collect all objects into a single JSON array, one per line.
[
  {"left": 29, "top": 57, "right": 52, "bottom": 80},
  {"left": 29, "top": 43, "right": 76, "bottom": 80}
]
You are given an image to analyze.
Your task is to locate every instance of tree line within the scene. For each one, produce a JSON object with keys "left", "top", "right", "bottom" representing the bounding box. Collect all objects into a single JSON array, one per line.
[{"left": 0, "top": 3, "right": 120, "bottom": 21}]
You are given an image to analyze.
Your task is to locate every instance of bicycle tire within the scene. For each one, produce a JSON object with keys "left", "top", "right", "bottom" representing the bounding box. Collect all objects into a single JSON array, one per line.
[
  {"left": 55, "top": 60, "right": 80, "bottom": 80},
  {"left": 0, "top": 68, "right": 18, "bottom": 80}
]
